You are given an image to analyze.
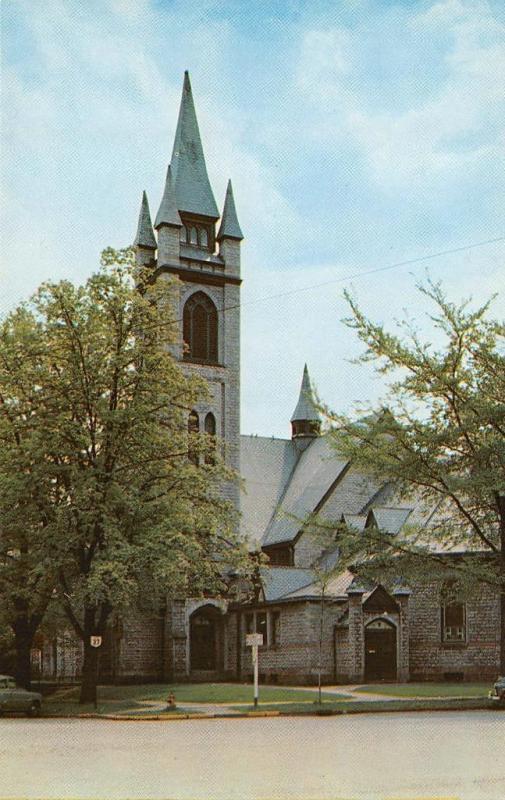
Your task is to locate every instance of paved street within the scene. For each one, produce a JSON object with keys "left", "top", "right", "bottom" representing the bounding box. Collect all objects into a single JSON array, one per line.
[{"left": 1, "top": 711, "right": 503, "bottom": 800}]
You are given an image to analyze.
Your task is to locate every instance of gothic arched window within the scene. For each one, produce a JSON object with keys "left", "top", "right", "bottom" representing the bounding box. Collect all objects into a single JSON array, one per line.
[
  {"left": 204, "top": 412, "right": 216, "bottom": 465},
  {"left": 189, "top": 226, "right": 198, "bottom": 245},
  {"left": 183, "top": 292, "right": 218, "bottom": 363},
  {"left": 188, "top": 410, "right": 199, "bottom": 465}
]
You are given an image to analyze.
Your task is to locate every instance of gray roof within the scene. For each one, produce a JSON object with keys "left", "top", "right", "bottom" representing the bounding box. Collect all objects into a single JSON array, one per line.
[
  {"left": 239, "top": 436, "right": 298, "bottom": 547},
  {"left": 367, "top": 506, "right": 413, "bottom": 534},
  {"left": 217, "top": 180, "right": 244, "bottom": 241},
  {"left": 170, "top": 72, "right": 219, "bottom": 219},
  {"left": 155, "top": 165, "right": 182, "bottom": 229},
  {"left": 290, "top": 364, "right": 321, "bottom": 423},
  {"left": 341, "top": 513, "right": 367, "bottom": 531},
  {"left": 134, "top": 191, "right": 157, "bottom": 249},
  {"left": 262, "top": 435, "right": 349, "bottom": 546},
  {"left": 261, "top": 567, "right": 315, "bottom": 601}
]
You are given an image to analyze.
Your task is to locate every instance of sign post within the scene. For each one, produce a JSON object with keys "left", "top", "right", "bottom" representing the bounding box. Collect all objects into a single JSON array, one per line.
[
  {"left": 90, "top": 636, "right": 102, "bottom": 710},
  {"left": 246, "top": 633, "right": 263, "bottom": 709}
]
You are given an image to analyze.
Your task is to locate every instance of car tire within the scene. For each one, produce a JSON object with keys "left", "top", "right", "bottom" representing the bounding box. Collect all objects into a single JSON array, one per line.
[{"left": 27, "top": 701, "right": 41, "bottom": 718}]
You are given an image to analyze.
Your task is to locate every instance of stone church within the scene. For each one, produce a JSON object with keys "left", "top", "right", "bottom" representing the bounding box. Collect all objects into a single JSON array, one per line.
[{"left": 39, "top": 73, "right": 500, "bottom": 685}]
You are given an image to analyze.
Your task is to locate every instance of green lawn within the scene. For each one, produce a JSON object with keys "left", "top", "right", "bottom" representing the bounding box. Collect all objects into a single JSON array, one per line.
[
  {"left": 235, "top": 697, "right": 494, "bottom": 715},
  {"left": 355, "top": 682, "right": 490, "bottom": 698},
  {"left": 44, "top": 682, "right": 350, "bottom": 716}
]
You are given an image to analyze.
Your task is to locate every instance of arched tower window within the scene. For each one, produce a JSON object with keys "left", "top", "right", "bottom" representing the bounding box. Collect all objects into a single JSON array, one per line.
[
  {"left": 183, "top": 292, "right": 218, "bottom": 363},
  {"left": 188, "top": 410, "right": 199, "bottom": 465},
  {"left": 189, "top": 226, "right": 198, "bottom": 245},
  {"left": 204, "top": 412, "right": 216, "bottom": 465}
]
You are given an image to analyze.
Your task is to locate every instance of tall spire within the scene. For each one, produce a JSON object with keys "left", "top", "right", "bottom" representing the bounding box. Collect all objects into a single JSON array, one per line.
[
  {"left": 170, "top": 71, "right": 219, "bottom": 219},
  {"left": 155, "top": 165, "right": 182, "bottom": 229},
  {"left": 291, "top": 364, "right": 321, "bottom": 440},
  {"left": 217, "top": 180, "right": 243, "bottom": 241},
  {"left": 134, "top": 191, "right": 157, "bottom": 249}
]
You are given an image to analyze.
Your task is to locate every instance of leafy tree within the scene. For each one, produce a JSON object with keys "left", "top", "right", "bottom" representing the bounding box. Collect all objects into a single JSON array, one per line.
[
  {"left": 0, "top": 248, "right": 246, "bottom": 701},
  {"left": 323, "top": 282, "right": 505, "bottom": 672}
]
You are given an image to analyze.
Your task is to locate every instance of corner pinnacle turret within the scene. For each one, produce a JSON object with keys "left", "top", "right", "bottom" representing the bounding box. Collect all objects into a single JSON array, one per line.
[
  {"left": 217, "top": 180, "right": 243, "bottom": 241},
  {"left": 170, "top": 71, "right": 219, "bottom": 219},
  {"left": 134, "top": 191, "right": 157, "bottom": 249},
  {"left": 155, "top": 165, "right": 181, "bottom": 229}
]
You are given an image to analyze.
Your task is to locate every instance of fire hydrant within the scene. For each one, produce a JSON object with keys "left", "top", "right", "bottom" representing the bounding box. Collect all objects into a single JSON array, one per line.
[{"left": 167, "top": 692, "right": 176, "bottom": 709}]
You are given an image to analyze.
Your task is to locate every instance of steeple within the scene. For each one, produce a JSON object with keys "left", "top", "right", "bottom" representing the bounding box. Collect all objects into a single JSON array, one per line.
[
  {"left": 291, "top": 364, "right": 322, "bottom": 441},
  {"left": 170, "top": 71, "right": 219, "bottom": 219},
  {"left": 217, "top": 180, "right": 243, "bottom": 241},
  {"left": 155, "top": 165, "right": 182, "bottom": 229},
  {"left": 134, "top": 191, "right": 157, "bottom": 250}
]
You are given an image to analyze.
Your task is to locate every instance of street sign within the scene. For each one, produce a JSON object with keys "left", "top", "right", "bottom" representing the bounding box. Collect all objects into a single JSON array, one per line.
[
  {"left": 246, "top": 633, "right": 263, "bottom": 647},
  {"left": 90, "top": 636, "right": 102, "bottom": 648},
  {"left": 246, "top": 633, "right": 263, "bottom": 708}
]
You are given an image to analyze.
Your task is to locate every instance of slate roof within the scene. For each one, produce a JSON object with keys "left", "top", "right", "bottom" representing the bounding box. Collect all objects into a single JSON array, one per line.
[
  {"left": 367, "top": 506, "right": 413, "bottom": 534},
  {"left": 291, "top": 364, "right": 321, "bottom": 423},
  {"left": 134, "top": 191, "right": 157, "bottom": 249},
  {"left": 284, "top": 568, "right": 355, "bottom": 599},
  {"left": 261, "top": 435, "right": 349, "bottom": 546},
  {"left": 239, "top": 436, "right": 298, "bottom": 548},
  {"left": 261, "top": 567, "right": 315, "bottom": 601},
  {"left": 170, "top": 72, "right": 219, "bottom": 219},
  {"left": 155, "top": 165, "right": 182, "bottom": 229},
  {"left": 217, "top": 180, "right": 243, "bottom": 241}
]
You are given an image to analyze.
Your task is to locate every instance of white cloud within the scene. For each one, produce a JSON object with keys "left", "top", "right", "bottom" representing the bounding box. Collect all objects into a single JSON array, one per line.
[{"left": 296, "top": 0, "right": 505, "bottom": 189}]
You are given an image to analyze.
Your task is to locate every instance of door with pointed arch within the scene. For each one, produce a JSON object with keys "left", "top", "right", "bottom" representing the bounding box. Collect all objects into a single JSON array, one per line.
[
  {"left": 365, "top": 618, "right": 397, "bottom": 681},
  {"left": 190, "top": 604, "right": 222, "bottom": 673}
]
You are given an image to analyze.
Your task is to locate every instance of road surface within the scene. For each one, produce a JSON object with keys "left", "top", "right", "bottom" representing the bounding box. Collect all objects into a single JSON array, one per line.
[{"left": 1, "top": 710, "right": 503, "bottom": 800}]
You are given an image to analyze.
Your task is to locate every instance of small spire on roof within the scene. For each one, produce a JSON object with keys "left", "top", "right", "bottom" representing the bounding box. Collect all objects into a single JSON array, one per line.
[
  {"left": 217, "top": 180, "right": 244, "bottom": 241},
  {"left": 291, "top": 364, "right": 322, "bottom": 442},
  {"left": 155, "top": 165, "right": 182, "bottom": 229},
  {"left": 170, "top": 71, "right": 219, "bottom": 219},
  {"left": 134, "top": 191, "right": 157, "bottom": 249},
  {"left": 291, "top": 364, "right": 322, "bottom": 423}
]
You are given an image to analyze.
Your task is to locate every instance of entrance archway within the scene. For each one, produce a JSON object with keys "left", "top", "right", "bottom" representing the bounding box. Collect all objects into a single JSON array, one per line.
[
  {"left": 365, "top": 618, "right": 397, "bottom": 681},
  {"left": 189, "top": 605, "right": 222, "bottom": 672}
]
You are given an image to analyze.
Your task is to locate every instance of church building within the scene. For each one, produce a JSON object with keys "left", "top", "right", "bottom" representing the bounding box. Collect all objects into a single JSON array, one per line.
[{"left": 38, "top": 73, "right": 500, "bottom": 686}]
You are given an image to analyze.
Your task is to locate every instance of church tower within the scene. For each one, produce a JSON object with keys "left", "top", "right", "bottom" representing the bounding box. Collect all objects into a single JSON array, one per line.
[{"left": 133, "top": 72, "right": 242, "bottom": 507}]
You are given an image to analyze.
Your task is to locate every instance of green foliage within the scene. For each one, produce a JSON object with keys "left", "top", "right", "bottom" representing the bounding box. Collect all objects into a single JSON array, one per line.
[
  {"left": 318, "top": 281, "right": 504, "bottom": 595},
  {"left": 0, "top": 248, "right": 247, "bottom": 655}
]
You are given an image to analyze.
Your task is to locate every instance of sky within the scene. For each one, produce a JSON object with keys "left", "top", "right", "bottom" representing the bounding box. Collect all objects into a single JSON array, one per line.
[{"left": 2, "top": 0, "right": 504, "bottom": 437}]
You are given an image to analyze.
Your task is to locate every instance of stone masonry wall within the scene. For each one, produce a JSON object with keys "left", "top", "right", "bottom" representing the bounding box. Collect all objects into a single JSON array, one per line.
[{"left": 408, "top": 581, "right": 500, "bottom": 681}]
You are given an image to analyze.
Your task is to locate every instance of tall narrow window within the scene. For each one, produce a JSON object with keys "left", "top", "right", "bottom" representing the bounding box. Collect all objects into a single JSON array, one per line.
[
  {"left": 442, "top": 602, "right": 466, "bottom": 643},
  {"left": 199, "top": 227, "right": 209, "bottom": 248},
  {"left": 188, "top": 410, "right": 199, "bottom": 466},
  {"left": 204, "top": 412, "right": 216, "bottom": 465},
  {"left": 189, "top": 226, "right": 198, "bottom": 245},
  {"left": 183, "top": 292, "right": 218, "bottom": 363}
]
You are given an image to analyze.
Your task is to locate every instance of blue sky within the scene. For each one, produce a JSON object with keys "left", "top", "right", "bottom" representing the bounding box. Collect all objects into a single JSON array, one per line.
[{"left": 2, "top": 0, "right": 504, "bottom": 436}]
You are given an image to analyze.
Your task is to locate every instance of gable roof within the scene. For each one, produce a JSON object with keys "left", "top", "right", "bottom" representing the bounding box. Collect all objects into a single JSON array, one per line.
[
  {"left": 262, "top": 435, "right": 349, "bottom": 546},
  {"left": 366, "top": 506, "right": 413, "bottom": 534},
  {"left": 239, "top": 436, "right": 298, "bottom": 548},
  {"left": 261, "top": 567, "right": 315, "bottom": 601}
]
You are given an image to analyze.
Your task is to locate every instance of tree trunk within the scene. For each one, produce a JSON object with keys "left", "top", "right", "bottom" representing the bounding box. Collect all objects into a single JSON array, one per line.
[
  {"left": 318, "top": 589, "right": 325, "bottom": 705},
  {"left": 78, "top": 604, "right": 109, "bottom": 705},
  {"left": 498, "top": 495, "right": 505, "bottom": 675},
  {"left": 12, "top": 619, "right": 35, "bottom": 690},
  {"left": 79, "top": 640, "right": 99, "bottom": 705}
]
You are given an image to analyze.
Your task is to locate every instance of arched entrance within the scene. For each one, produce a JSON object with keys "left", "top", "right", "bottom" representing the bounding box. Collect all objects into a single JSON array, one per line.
[
  {"left": 365, "top": 618, "right": 397, "bottom": 681},
  {"left": 189, "top": 605, "right": 222, "bottom": 673}
]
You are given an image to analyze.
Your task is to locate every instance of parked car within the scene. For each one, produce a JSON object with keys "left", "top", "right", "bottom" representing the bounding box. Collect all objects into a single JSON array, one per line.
[
  {"left": 0, "top": 675, "right": 42, "bottom": 717},
  {"left": 489, "top": 676, "right": 505, "bottom": 705}
]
